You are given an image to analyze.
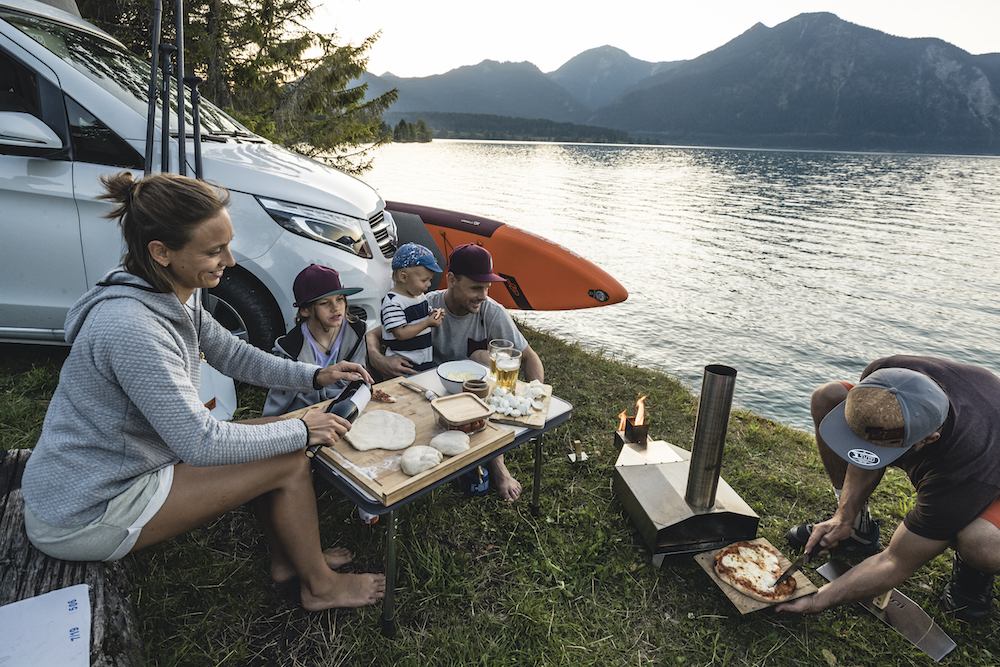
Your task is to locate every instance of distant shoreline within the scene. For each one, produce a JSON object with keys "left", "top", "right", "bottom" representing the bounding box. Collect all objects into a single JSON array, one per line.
[{"left": 391, "top": 135, "right": 1000, "bottom": 159}]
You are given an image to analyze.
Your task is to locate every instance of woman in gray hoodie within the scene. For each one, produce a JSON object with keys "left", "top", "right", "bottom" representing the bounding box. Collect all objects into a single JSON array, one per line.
[{"left": 22, "top": 172, "right": 385, "bottom": 610}]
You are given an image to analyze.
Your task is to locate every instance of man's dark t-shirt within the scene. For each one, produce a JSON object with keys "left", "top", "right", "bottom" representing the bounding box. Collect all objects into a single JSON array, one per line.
[{"left": 861, "top": 355, "right": 1000, "bottom": 541}]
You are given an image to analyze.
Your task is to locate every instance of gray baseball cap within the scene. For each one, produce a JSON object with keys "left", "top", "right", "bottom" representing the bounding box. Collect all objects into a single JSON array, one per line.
[{"left": 819, "top": 367, "right": 949, "bottom": 470}]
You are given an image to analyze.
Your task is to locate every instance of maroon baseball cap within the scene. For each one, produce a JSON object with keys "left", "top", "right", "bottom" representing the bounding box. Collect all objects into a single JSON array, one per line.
[
  {"left": 292, "top": 264, "right": 362, "bottom": 307},
  {"left": 447, "top": 244, "right": 506, "bottom": 283}
]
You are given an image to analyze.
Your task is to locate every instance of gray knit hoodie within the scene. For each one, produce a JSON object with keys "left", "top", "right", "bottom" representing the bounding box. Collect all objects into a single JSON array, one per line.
[{"left": 22, "top": 268, "right": 317, "bottom": 528}]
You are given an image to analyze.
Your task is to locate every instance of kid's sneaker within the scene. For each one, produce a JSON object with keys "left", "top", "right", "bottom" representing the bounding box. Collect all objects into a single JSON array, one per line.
[
  {"left": 786, "top": 518, "right": 880, "bottom": 556},
  {"left": 943, "top": 554, "right": 994, "bottom": 622}
]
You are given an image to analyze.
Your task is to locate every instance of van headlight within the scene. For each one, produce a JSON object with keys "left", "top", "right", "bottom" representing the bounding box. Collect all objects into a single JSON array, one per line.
[{"left": 257, "top": 197, "right": 373, "bottom": 259}]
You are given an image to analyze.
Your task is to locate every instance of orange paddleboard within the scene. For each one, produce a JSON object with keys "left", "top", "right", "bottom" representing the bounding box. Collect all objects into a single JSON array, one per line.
[{"left": 387, "top": 201, "right": 628, "bottom": 311}]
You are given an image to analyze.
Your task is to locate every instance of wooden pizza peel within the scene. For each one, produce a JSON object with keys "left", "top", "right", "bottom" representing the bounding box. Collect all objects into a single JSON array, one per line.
[{"left": 694, "top": 537, "right": 819, "bottom": 614}]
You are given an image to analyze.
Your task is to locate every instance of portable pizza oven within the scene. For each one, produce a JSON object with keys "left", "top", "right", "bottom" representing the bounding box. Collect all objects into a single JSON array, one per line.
[{"left": 613, "top": 365, "right": 759, "bottom": 565}]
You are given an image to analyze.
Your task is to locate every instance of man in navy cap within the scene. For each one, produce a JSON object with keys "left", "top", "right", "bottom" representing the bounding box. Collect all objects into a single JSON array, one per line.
[
  {"left": 777, "top": 356, "right": 1000, "bottom": 621},
  {"left": 368, "top": 243, "right": 544, "bottom": 501}
]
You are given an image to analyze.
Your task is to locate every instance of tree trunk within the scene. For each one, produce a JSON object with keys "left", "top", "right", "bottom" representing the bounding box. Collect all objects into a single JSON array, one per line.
[{"left": 0, "top": 450, "right": 142, "bottom": 667}]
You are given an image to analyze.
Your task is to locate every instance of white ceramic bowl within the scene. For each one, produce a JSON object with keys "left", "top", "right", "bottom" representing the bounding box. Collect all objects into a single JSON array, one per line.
[{"left": 436, "top": 360, "right": 488, "bottom": 394}]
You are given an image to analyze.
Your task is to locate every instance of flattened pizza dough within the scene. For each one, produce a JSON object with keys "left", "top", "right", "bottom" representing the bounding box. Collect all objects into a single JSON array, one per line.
[
  {"left": 429, "top": 430, "right": 470, "bottom": 456},
  {"left": 344, "top": 410, "right": 416, "bottom": 451},
  {"left": 713, "top": 541, "right": 797, "bottom": 603},
  {"left": 401, "top": 445, "right": 442, "bottom": 475}
]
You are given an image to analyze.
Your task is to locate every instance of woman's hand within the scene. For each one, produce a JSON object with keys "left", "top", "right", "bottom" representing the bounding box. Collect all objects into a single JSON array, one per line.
[
  {"left": 301, "top": 409, "right": 351, "bottom": 446},
  {"left": 316, "top": 361, "right": 374, "bottom": 388}
]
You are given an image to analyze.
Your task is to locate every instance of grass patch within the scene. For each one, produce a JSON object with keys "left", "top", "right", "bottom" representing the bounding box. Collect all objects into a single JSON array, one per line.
[{"left": 1, "top": 333, "right": 997, "bottom": 666}]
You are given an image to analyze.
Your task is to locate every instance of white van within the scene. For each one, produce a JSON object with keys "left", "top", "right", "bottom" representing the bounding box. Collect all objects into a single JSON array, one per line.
[{"left": 0, "top": 0, "right": 396, "bottom": 348}]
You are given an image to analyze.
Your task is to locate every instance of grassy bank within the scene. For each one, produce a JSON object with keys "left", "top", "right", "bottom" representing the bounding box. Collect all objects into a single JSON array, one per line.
[{"left": 1, "top": 330, "right": 997, "bottom": 666}]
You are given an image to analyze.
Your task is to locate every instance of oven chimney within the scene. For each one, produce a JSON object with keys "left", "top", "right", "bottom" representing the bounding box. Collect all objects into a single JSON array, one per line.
[{"left": 685, "top": 365, "right": 737, "bottom": 509}]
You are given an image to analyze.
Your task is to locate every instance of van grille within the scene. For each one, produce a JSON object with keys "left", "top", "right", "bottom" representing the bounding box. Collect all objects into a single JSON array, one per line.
[{"left": 369, "top": 210, "right": 396, "bottom": 259}]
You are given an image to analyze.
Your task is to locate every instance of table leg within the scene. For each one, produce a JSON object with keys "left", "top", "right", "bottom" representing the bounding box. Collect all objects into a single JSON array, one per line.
[
  {"left": 381, "top": 509, "right": 397, "bottom": 638},
  {"left": 530, "top": 436, "right": 542, "bottom": 517}
]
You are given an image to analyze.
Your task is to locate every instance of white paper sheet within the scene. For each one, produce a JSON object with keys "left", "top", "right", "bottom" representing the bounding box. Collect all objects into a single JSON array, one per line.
[{"left": 0, "top": 583, "right": 91, "bottom": 666}]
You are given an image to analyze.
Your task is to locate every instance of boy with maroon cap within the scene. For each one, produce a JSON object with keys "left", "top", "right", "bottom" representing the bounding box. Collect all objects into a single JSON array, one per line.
[
  {"left": 778, "top": 356, "right": 1000, "bottom": 622},
  {"left": 263, "top": 264, "right": 367, "bottom": 417},
  {"left": 367, "top": 243, "right": 544, "bottom": 501}
]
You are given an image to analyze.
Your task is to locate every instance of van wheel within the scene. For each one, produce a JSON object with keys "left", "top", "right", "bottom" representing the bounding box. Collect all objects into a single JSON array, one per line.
[{"left": 206, "top": 273, "right": 284, "bottom": 349}]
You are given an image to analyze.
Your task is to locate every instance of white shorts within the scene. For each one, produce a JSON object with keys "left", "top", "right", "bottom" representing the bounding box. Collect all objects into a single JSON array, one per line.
[{"left": 24, "top": 466, "right": 174, "bottom": 562}]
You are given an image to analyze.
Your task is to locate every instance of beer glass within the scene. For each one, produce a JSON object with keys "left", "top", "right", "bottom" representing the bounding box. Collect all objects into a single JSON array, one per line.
[
  {"left": 488, "top": 339, "right": 514, "bottom": 381},
  {"left": 495, "top": 348, "right": 522, "bottom": 392}
]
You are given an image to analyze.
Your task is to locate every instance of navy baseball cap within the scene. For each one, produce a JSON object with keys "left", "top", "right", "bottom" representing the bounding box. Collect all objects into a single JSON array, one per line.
[
  {"left": 447, "top": 243, "right": 505, "bottom": 283},
  {"left": 292, "top": 264, "right": 362, "bottom": 307},
  {"left": 819, "top": 367, "right": 949, "bottom": 470},
  {"left": 391, "top": 242, "right": 442, "bottom": 273}
]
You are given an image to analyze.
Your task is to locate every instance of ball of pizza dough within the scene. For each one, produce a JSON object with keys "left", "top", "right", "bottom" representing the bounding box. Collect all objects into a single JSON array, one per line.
[
  {"left": 401, "top": 445, "right": 443, "bottom": 476},
  {"left": 429, "top": 430, "right": 471, "bottom": 456}
]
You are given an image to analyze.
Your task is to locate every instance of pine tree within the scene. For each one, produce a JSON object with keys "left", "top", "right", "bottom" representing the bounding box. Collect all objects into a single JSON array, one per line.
[
  {"left": 415, "top": 118, "right": 433, "bottom": 142},
  {"left": 77, "top": 0, "right": 396, "bottom": 174}
]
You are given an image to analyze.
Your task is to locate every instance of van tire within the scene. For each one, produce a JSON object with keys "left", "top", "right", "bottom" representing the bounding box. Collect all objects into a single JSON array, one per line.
[{"left": 206, "top": 272, "right": 285, "bottom": 349}]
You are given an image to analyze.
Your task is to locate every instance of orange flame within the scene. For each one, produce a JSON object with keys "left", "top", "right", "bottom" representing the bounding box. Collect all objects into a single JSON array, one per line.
[
  {"left": 635, "top": 395, "right": 649, "bottom": 426},
  {"left": 617, "top": 409, "right": 627, "bottom": 431}
]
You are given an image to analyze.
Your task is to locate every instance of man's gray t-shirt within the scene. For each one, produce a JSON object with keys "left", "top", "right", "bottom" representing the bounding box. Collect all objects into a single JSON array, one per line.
[{"left": 425, "top": 290, "right": 527, "bottom": 365}]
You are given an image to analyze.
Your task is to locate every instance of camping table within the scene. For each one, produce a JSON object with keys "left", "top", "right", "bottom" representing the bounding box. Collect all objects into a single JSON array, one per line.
[{"left": 308, "top": 368, "right": 573, "bottom": 637}]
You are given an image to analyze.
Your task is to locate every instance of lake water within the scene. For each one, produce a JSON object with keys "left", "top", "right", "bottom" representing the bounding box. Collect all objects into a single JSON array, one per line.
[{"left": 359, "top": 140, "right": 1000, "bottom": 431}]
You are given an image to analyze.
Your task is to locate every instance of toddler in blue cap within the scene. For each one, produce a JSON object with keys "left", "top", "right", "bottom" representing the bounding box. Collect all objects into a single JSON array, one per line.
[{"left": 380, "top": 243, "right": 444, "bottom": 371}]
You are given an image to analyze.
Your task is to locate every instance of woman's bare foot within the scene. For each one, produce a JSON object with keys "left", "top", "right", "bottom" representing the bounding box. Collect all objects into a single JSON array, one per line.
[
  {"left": 301, "top": 571, "right": 387, "bottom": 611},
  {"left": 271, "top": 547, "right": 354, "bottom": 584}
]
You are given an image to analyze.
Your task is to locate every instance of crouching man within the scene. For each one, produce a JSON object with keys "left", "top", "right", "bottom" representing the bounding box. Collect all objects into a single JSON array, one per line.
[{"left": 778, "top": 356, "right": 1000, "bottom": 622}]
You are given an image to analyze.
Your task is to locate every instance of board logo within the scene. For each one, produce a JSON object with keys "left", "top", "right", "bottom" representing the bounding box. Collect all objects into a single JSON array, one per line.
[{"left": 848, "top": 448, "right": 880, "bottom": 466}]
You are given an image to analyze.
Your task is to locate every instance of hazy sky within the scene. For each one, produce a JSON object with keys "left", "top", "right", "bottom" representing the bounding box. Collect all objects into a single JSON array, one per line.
[{"left": 312, "top": 1, "right": 1000, "bottom": 78}]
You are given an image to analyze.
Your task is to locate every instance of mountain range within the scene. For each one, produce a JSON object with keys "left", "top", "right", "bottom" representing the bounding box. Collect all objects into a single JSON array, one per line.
[{"left": 363, "top": 13, "right": 1000, "bottom": 153}]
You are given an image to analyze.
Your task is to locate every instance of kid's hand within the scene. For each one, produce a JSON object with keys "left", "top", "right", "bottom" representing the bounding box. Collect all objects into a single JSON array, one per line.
[
  {"left": 426, "top": 308, "right": 445, "bottom": 328},
  {"left": 316, "top": 361, "right": 374, "bottom": 387}
]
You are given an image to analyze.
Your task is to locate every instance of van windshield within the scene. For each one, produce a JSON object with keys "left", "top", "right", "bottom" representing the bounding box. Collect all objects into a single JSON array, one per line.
[{"left": 0, "top": 8, "right": 245, "bottom": 136}]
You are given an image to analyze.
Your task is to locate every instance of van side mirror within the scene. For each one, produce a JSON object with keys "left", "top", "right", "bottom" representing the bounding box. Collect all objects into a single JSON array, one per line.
[{"left": 0, "top": 111, "right": 63, "bottom": 150}]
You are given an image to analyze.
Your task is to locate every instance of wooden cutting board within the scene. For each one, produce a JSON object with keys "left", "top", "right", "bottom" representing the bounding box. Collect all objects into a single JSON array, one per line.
[
  {"left": 694, "top": 537, "right": 819, "bottom": 614},
  {"left": 488, "top": 381, "right": 553, "bottom": 428},
  {"left": 280, "top": 376, "right": 514, "bottom": 505}
]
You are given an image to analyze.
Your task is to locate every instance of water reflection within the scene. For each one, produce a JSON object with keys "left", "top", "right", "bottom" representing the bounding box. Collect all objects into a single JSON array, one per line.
[{"left": 365, "top": 140, "right": 1000, "bottom": 429}]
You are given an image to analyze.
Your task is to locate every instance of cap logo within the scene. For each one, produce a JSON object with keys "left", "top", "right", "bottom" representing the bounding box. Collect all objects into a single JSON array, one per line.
[{"left": 847, "top": 449, "right": 880, "bottom": 466}]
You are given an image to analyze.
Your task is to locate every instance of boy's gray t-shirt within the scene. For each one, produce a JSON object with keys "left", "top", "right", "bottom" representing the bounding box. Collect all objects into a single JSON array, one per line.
[{"left": 425, "top": 290, "right": 526, "bottom": 365}]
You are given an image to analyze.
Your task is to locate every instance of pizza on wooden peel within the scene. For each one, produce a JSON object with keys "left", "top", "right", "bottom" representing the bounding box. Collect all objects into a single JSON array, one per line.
[{"left": 713, "top": 541, "right": 797, "bottom": 603}]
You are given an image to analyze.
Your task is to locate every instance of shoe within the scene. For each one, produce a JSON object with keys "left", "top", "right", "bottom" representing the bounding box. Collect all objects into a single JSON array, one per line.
[
  {"left": 786, "top": 518, "right": 880, "bottom": 556},
  {"left": 943, "top": 554, "right": 994, "bottom": 622}
]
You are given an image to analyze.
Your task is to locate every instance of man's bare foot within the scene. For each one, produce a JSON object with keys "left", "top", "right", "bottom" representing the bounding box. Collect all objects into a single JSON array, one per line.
[
  {"left": 301, "top": 571, "right": 387, "bottom": 611},
  {"left": 271, "top": 547, "right": 354, "bottom": 584},
  {"left": 487, "top": 456, "right": 521, "bottom": 502},
  {"left": 496, "top": 473, "right": 522, "bottom": 502}
]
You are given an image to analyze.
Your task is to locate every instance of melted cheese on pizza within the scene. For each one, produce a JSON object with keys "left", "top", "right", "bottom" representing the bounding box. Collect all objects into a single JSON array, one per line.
[
  {"left": 719, "top": 546, "right": 779, "bottom": 589},
  {"left": 713, "top": 542, "right": 796, "bottom": 602}
]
